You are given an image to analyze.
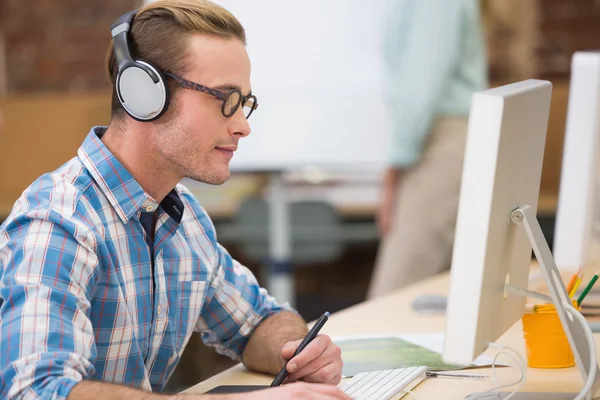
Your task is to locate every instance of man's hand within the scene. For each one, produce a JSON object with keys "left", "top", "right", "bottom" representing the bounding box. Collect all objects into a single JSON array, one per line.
[
  {"left": 377, "top": 167, "right": 405, "bottom": 236},
  {"left": 232, "top": 382, "right": 350, "bottom": 399},
  {"left": 279, "top": 334, "right": 343, "bottom": 385},
  {"left": 377, "top": 188, "right": 395, "bottom": 237}
]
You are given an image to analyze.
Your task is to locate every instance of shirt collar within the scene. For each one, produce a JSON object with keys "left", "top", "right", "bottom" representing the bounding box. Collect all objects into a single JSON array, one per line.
[{"left": 78, "top": 126, "right": 183, "bottom": 224}]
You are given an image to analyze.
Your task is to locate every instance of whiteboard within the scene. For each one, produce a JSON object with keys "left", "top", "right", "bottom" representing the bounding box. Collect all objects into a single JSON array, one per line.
[{"left": 147, "top": 0, "right": 394, "bottom": 171}]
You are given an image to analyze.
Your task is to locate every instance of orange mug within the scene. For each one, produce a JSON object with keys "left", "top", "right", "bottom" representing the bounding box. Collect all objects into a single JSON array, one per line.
[{"left": 521, "top": 301, "right": 579, "bottom": 368}]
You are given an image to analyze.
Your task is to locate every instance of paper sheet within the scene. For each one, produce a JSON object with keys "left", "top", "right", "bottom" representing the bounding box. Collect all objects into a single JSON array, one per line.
[{"left": 333, "top": 333, "right": 507, "bottom": 377}]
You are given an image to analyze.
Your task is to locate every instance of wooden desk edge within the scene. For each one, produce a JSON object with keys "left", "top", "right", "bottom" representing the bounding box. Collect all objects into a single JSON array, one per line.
[{"left": 185, "top": 264, "right": 595, "bottom": 397}]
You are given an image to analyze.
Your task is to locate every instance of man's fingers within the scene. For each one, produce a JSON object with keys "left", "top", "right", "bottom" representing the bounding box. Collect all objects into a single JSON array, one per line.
[
  {"left": 286, "top": 355, "right": 329, "bottom": 382},
  {"left": 287, "top": 335, "right": 329, "bottom": 373},
  {"left": 301, "top": 362, "right": 342, "bottom": 384},
  {"left": 280, "top": 339, "right": 302, "bottom": 360},
  {"left": 328, "top": 373, "right": 343, "bottom": 385},
  {"left": 283, "top": 382, "right": 351, "bottom": 399},
  {"left": 377, "top": 207, "right": 391, "bottom": 236},
  {"left": 287, "top": 342, "right": 341, "bottom": 382}
]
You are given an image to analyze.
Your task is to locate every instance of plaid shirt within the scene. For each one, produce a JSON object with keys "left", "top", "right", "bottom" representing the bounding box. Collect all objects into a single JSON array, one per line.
[{"left": 0, "top": 127, "right": 287, "bottom": 399}]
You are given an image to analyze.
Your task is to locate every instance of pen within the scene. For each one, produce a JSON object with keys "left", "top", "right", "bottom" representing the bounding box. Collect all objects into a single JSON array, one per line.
[
  {"left": 577, "top": 272, "right": 600, "bottom": 306},
  {"left": 271, "top": 311, "right": 330, "bottom": 386},
  {"left": 426, "top": 371, "right": 489, "bottom": 379}
]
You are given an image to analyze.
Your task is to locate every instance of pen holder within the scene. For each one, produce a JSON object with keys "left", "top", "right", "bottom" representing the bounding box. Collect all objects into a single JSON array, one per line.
[{"left": 521, "top": 301, "right": 579, "bottom": 369}]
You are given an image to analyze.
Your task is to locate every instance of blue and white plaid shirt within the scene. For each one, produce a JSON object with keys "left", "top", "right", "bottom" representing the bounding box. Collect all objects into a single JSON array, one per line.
[{"left": 0, "top": 127, "right": 287, "bottom": 399}]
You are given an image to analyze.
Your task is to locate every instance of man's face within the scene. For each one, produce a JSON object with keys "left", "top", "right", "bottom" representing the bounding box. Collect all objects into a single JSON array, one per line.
[{"left": 154, "top": 34, "right": 252, "bottom": 185}]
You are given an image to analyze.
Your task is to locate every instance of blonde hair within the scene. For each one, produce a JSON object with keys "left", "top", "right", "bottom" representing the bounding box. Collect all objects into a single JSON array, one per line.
[{"left": 105, "top": 0, "right": 246, "bottom": 119}]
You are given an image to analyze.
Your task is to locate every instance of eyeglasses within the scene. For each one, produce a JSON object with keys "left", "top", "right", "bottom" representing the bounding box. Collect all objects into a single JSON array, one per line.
[{"left": 165, "top": 72, "right": 258, "bottom": 119}]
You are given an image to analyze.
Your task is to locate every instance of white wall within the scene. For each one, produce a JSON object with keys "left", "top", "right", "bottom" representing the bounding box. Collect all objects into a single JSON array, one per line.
[{"left": 145, "top": 0, "right": 394, "bottom": 172}]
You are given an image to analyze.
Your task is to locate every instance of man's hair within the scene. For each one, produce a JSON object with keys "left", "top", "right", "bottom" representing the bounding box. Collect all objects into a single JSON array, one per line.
[{"left": 105, "top": 0, "right": 246, "bottom": 121}]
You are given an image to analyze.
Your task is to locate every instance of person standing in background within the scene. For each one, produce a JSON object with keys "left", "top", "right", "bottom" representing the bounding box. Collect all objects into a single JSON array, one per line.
[{"left": 368, "top": 0, "right": 489, "bottom": 298}]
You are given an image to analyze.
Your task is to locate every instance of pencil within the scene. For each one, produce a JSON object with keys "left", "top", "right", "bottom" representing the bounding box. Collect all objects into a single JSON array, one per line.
[
  {"left": 569, "top": 276, "right": 583, "bottom": 299},
  {"left": 577, "top": 272, "right": 600, "bottom": 306},
  {"left": 566, "top": 270, "right": 581, "bottom": 294}
]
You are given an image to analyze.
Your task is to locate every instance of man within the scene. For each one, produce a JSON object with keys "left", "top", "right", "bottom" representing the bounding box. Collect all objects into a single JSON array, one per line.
[
  {"left": 0, "top": 1, "right": 347, "bottom": 399},
  {"left": 368, "top": 0, "right": 488, "bottom": 298}
]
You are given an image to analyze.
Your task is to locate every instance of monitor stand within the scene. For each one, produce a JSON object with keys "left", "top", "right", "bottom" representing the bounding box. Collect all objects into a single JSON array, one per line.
[{"left": 469, "top": 205, "right": 600, "bottom": 400}]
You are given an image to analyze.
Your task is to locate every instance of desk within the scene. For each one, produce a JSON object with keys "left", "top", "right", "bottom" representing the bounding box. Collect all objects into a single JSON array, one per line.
[
  {"left": 185, "top": 269, "right": 599, "bottom": 398},
  {"left": 0, "top": 185, "right": 557, "bottom": 222},
  {"left": 191, "top": 193, "right": 558, "bottom": 221}
]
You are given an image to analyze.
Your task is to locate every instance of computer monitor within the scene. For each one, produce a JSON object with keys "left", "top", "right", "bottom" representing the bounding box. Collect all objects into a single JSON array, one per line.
[
  {"left": 442, "top": 80, "right": 600, "bottom": 399},
  {"left": 554, "top": 51, "right": 600, "bottom": 272}
]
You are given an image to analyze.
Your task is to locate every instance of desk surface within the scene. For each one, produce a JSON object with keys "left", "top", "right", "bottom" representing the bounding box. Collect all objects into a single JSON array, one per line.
[
  {"left": 185, "top": 269, "right": 597, "bottom": 398},
  {"left": 182, "top": 192, "right": 558, "bottom": 220}
]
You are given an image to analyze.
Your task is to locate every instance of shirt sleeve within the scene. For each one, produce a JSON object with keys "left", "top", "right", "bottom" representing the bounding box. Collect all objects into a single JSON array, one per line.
[
  {"left": 385, "top": 0, "right": 463, "bottom": 167},
  {"left": 0, "top": 210, "right": 99, "bottom": 400},
  {"left": 195, "top": 243, "right": 292, "bottom": 360}
]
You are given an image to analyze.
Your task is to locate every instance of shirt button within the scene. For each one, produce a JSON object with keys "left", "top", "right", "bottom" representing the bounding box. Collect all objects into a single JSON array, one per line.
[
  {"left": 157, "top": 305, "right": 163, "bottom": 315},
  {"left": 145, "top": 205, "right": 155, "bottom": 212}
]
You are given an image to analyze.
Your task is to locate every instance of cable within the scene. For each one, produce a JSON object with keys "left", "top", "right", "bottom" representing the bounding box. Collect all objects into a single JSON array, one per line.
[
  {"left": 563, "top": 302, "right": 596, "bottom": 400},
  {"left": 404, "top": 390, "right": 417, "bottom": 399},
  {"left": 464, "top": 344, "right": 526, "bottom": 400},
  {"left": 464, "top": 303, "right": 596, "bottom": 400},
  {"left": 505, "top": 284, "right": 553, "bottom": 304}
]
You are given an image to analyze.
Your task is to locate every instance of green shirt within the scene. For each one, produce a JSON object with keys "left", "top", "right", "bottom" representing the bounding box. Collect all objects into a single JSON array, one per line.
[{"left": 385, "top": 0, "right": 488, "bottom": 167}]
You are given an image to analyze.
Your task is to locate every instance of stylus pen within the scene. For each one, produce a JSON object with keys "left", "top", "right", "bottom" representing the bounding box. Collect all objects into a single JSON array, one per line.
[
  {"left": 271, "top": 311, "right": 330, "bottom": 386},
  {"left": 426, "top": 371, "right": 489, "bottom": 379}
]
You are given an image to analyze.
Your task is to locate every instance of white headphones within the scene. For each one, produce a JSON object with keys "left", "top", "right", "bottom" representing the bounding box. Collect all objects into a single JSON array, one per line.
[{"left": 110, "top": 10, "right": 170, "bottom": 121}]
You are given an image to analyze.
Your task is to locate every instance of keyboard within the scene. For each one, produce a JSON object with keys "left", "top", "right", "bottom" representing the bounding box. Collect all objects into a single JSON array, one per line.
[{"left": 339, "top": 366, "right": 428, "bottom": 400}]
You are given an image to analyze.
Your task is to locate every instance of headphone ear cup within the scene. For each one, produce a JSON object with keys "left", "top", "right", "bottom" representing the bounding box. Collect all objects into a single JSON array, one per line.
[{"left": 117, "top": 60, "right": 169, "bottom": 121}]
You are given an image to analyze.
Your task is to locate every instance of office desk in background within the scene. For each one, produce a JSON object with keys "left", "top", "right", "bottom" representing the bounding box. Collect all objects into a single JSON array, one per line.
[
  {"left": 0, "top": 171, "right": 559, "bottom": 223},
  {"left": 184, "top": 263, "right": 599, "bottom": 398},
  {"left": 182, "top": 174, "right": 560, "bottom": 221}
]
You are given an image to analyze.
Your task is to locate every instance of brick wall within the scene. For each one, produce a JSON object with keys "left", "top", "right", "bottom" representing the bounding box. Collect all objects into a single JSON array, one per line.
[
  {"left": 486, "top": 0, "right": 600, "bottom": 82},
  {"left": 4, "top": 1, "right": 600, "bottom": 94},
  {"left": 2, "top": 0, "right": 140, "bottom": 94},
  {"left": 485, "top": 0, "right": 538, "bottom": 82},
  {"left": 537, "top": 0, "right": 600, "bottom": 79}
]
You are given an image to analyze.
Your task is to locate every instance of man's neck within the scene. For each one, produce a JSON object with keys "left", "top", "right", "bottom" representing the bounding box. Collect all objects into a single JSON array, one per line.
[{"left": 101, "top": 124, "right": 181, "bottom": 203}]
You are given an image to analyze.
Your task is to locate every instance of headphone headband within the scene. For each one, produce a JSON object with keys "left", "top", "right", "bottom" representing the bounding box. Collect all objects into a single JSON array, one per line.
[
  {"left": 111, "top": 9, "right": 136, "bottom": 30},
  {"left": 110, "top": 9, "right": 168, "bottom": 121},
  {"left": 111, "top": 10, "right": 159, "bottom": 83}
]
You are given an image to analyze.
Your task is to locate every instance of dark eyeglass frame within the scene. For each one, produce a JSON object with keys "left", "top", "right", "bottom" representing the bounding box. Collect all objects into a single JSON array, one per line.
[{"left": 165, "top": 72, "right": 258, "bottom": 119}]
